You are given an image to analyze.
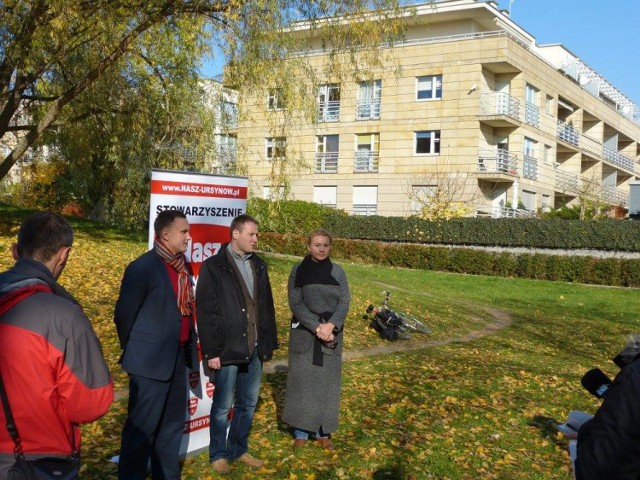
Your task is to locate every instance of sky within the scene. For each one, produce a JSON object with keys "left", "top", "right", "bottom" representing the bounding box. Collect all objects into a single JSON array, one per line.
[
  {"left": 201, "top": 0, "right": 640, "bottom": 104},
  {"left": 498, "top": 0, "right": 639, "bottom": 104}
]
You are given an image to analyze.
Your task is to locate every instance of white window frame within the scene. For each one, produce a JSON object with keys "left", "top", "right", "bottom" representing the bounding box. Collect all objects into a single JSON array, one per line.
[
  {"left": 415, "top": 130, "right": 441, "bottom": 155},
  {"left": 352, "top": 186, "right": 378, "bottom": 216},
  {"left": 313, "top": 186, "right": 337, "bottom": 208},
  {"left": 410, "top": 185, "right": 437, "bottom": 213},
  {"left": 265, "top": 137, "right": 286, "bottom": 160},
  {"left": 317, "top": 84, "right": 341, "bottom": 122},
  {"left": 267, "top": 89, "right": 284, "bottom": 111},
  {"left": 356, "top": 80, "right": 382, "bottom": 120},
  {"left": 521, "top": 190, "right": 536, "bottom": 211},
  {"left": 416, "top": 75, "right": 443, "bottom": 100}
]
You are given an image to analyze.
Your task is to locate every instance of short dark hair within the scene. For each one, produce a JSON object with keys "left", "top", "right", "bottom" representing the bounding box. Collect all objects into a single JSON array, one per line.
[
  {"left": 230, "top": 214, "right": 258, "bottom": 237},
  {"left": 17, "top": 212, "right": 74, "bottom": 262},
  {"left": 154, "top": 210, "right": 187, "bottom": 237}
]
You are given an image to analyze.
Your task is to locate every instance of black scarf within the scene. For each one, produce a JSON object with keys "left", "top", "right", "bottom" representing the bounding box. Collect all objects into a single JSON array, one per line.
[{"left": 294, "top": 255, "right": 339, "bottom": 288}]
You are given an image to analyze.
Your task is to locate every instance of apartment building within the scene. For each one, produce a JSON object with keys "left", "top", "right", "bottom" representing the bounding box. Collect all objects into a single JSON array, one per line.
[{"left": 234, "top": 0, "right": 640, "bottom": 217}]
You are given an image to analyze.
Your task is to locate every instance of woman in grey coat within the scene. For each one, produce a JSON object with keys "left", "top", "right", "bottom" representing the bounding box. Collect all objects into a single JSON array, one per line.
[{"left": 282, "top": 229, "right": 351, "bottom": 450}]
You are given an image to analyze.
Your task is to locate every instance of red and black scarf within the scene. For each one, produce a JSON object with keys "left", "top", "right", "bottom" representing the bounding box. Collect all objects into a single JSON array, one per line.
[{"left": 153, "top": 238, "right": 194, "bottom": 316}]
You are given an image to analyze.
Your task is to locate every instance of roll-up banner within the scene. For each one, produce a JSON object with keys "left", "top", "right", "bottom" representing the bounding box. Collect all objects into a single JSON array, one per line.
[{"left": 149, "top": 169, "right": 248, "bottom": 456}]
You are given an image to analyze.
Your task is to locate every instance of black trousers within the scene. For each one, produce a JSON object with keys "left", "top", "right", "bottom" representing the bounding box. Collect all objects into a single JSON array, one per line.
[{"left": 118, "top": 348, "right": 187, "bottom": 480}]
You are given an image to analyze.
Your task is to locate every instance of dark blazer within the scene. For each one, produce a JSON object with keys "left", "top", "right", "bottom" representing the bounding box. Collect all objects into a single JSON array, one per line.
[
  {"left": 114, "top": 250, "right": 197, "bottom": 381},
  {"left": 576, "top": 357, "right": 640, "bottom": 480},
  {"left": 196, "top": 243, "right": 278, "bottom": 366}
]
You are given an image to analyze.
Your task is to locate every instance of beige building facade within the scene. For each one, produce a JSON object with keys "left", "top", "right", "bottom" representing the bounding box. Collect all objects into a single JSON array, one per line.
[{"left": 236, "top": 0, "right": 640, "bottom": 217}]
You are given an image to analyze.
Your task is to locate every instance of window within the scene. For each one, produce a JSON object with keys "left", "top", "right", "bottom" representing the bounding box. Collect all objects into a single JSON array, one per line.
[
  {"left": 545, "top": 95, "right": 554, "bottom": 115},
  {"left": 263, "top": 185, "right": 285, "bottom": 200},
  {"left": 314, "top": 186, "right": 337, "bottom": 207},
  {"left": 543, "top": 144, "right": 552, "bottom": 165},
  {"left": 525, "top": 84, "right": 540, "bottom": 127},
  {"left": 218, "top": 134, "right": 237, "bottom": 165},
  {"left": 352, "top": 186, "right": 377, "bottom": 215},
  {"left": 523, "top": 137, "right": 538, "bottom": 180},
  {"left": 521, "top": 190, "right": 536, "bottom": 211},
  {"left": 416, "top": 75, "right": 443, "bottom": 100},
  {"left": 266, "top": 137, "right": 286, "bottom": 160},
  {"left": 410, "top": 185, "right": 437, "bottom": 213},
  {"left": 267, "top": 89, "right": 284, "bottom": 110},
  {"left": 355, "top": 133, "right": 379, "bottom": 172},
  {"left": 315, "top": 135, "right": 339, "bottom": 173},
  {"left": 415, "top": 130, "right": 441, "bottom": 155},
  {"left": 357, "top": 80, "right": 381, "bottom": 120},
  {"left": 317, "top": 84, "right": 340, "bottom": 122},
  {"left": 218, "top": 101, "right": 238, "bottom": 127},
  {"left": 542, "top": 194, "right": 551, "bottom": 212}
]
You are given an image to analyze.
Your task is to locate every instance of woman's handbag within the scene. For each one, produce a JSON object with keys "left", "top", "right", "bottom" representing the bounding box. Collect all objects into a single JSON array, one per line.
[{"left": 0, "top": 373, "right": 80, "bottom": 479}]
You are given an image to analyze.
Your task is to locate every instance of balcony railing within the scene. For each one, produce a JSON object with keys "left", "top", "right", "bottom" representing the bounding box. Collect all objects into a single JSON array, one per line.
[
  {"left": 523, "top": 154, "right": 538, "bottom": 180},
  {"left": 354, "top": 151, "right": 379, "bottom": 172},
  {"left": 477, "top": 148, "right": 518, "bottom": 176},
  {"left": 318, "top": 101, "right": 340, "bottom": 122},
  {"left": 356, "top": 99, "right": 381, "bottom": 120},
  {"left": 479, "top": 92, "right": 521, "bottom": 119},
  {"left": 556, "top": 120, "right": 580, "bottom": 147},
  {"left": 524, "top": 102, "right": 540, "bottom": 128},
  {"left": 601, "top": 185, "right": 629, "bottom": 206},
  {"left": 353, "top": 204, "right": 377, "bottom": 216},
  {"left": 555, "top": 168, "right": 579, "bottom": 193},
  {"left": 314, "top": 152, "right": 338, "bottom": 173},
  {"left": 603, "top": 146, "right": 635, "bottom": 173}
]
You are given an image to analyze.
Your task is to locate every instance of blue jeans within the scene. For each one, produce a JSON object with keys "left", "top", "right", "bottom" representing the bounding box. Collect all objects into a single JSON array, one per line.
[
  {"left": 293, "top": 427, "right": 329, "bottom": 440},
  {"left": 209, "top": 348, "right": 263, "bottom": 462}
]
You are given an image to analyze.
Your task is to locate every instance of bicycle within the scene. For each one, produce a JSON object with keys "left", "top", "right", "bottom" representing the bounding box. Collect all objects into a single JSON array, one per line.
[{"left": 364, "top": 291, "right": 432, "bottom": 340}]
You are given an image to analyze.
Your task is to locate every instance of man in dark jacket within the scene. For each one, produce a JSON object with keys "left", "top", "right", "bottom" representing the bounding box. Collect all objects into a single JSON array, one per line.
[
  {"left": 196, "top": 214, "right": 278, "bottom": 474},
  {"left": 0, "top": 212, "right": 114, "bottom": 477},
  {"left": 575, "top": 334, "right": 640, "bottom": 480},
  {"left": 115, "top": 210, "right": 198, "bottom": 480}
]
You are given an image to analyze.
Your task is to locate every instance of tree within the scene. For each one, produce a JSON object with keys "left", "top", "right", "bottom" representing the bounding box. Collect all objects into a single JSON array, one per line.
[
  {"left": 1, "top": 0, "right": 410, "bottom": 181},
  {"left": 403, "top": 157, "right": 482, "bottom": 220}
]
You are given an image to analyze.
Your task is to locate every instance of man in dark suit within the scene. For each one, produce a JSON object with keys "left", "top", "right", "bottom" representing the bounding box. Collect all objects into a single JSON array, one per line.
[{"left": 115, "top": 210, "right": 198, "bottom": 480}]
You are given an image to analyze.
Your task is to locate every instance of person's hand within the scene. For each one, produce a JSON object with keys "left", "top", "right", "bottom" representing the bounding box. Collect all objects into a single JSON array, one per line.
[
  {"left": 207, "top": 357, "right": 221, "bottom": 370},
  {"left": 316, "top": 322, "right": 335, "bottom": 341}
]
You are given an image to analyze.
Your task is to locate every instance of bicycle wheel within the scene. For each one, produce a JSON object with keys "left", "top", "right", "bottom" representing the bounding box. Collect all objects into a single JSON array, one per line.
[{"left": 396, "top": 311, "right": 432, "bottom": 334}]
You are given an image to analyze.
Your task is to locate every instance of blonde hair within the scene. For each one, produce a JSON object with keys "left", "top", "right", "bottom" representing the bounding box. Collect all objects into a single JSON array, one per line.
[{"left": 307, "top": 228, "right": 333, "bottom": 245}]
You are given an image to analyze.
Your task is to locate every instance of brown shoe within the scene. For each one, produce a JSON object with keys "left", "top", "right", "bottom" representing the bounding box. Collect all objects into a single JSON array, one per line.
[
  {"left": 293, "top": 439, "right": 307, "bottom": 449},
  {"left": 211, "top": 458, "right": 231, "bottom": 474},
  {"left": 236, "top": 452, "right": 264, "bottom": 469},
  {"left": 317, "top": 437, "right": 335, "bottom": 451}
]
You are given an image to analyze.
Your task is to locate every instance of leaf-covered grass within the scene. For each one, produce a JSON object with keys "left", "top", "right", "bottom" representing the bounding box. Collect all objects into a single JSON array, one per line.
[{"left": 2, "top": 206, "right": 639, "bottom": 479}]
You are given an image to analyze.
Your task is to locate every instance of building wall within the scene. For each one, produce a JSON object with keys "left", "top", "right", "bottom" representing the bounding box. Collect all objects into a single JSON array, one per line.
[{"left": 236, "top": 1, "right": 640, "bottom": 217}]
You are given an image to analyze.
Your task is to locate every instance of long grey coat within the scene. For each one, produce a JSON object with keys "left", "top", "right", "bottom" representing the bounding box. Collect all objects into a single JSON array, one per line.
[{"left": 281, "top": 261, "right": 350, "bottom": 434}]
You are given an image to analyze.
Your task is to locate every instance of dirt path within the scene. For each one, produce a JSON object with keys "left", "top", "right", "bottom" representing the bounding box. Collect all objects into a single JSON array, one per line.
[{"left": 264, "top": 307, "right": 513, "bottom": 374}]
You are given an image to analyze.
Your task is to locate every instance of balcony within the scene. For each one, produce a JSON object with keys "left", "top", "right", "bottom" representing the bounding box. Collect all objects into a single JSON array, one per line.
[
  {"left": 477, "top": 148, "right": 518, "bottom": 182},
  {"left": 479, "top": 92, "right": 521, "bottom": 126},
  {"left": 522, "top": 154, "right": 538, "bottom": 180},
  {"left": 555, "top": 168, "right": 579, "bottom": 193},
  {"left": 314, "top": 152, "right": 338, "bottom": 173},
  {"left": 601, "top": 185, "right": 629, "bottom": 206},
  {"left": 556, "top": 120, "right": 580, "bottom": 147},
  {"left": 356, "top": 99, "right": 381, "bottom": 120},
  {"left": 318, "top": 101, "right": 340, "bottom": 122},
  {"left": 354, "top": 151, "right": 379, "bottom": 173},
  {"left": 524, "top": 102, "right": 540, "bottom": 128},
  {"left": 603, "top": 146, "right": 635, "bottom": 173}
]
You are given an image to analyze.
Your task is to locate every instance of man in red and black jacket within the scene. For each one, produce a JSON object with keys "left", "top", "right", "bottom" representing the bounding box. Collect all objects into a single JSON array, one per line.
[{"left": 0, "top": 212, "right": 114, "bottom": 477}]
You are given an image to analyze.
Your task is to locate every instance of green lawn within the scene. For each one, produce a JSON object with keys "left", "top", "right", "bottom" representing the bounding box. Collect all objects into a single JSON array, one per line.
[{"left": 1, "top": 206, "right": 638, "bottom": 479}]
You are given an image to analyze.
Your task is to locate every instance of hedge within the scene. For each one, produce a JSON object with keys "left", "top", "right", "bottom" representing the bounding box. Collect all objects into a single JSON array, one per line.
[
  {"left": 259, "top": 233, "right": 640, "bottom": 287},
  {"left": 247, "top": 199, "right": 640, "bottom": 252}
]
